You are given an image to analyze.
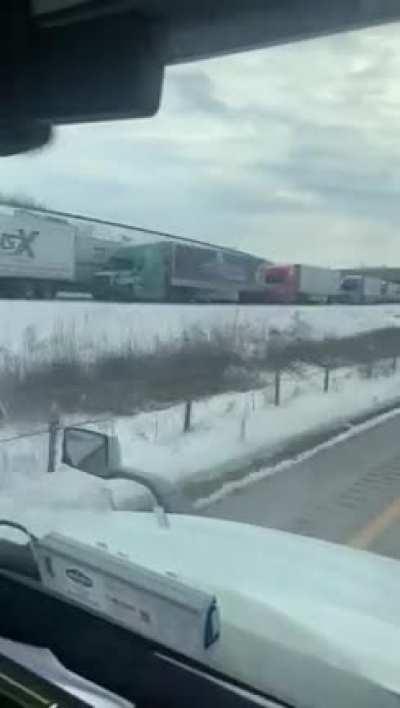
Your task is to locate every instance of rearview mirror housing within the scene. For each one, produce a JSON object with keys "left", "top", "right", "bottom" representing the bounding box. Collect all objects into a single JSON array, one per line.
[
  {"left": 62, "top": 427, "right": 121, "bottom": 479},
  {"left": 0, "top": 5, "right": 164, "bottom": 155}
]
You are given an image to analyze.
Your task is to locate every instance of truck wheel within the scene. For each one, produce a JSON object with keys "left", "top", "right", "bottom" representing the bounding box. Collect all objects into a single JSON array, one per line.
[
  {"left": 37, "top": 283, "right": 56, "bottom": 300},
  {"left": 92, "top": 290, "right": 111, "bottom": 301},
  {"left": 180, "top": 288, "right": 196, "bottom": 303},
  {"left": 15, "top": 281, "right": 36, "bottom": 300},
  {"left": 166, "top": 286, "right": 189, "bottom": 303}
]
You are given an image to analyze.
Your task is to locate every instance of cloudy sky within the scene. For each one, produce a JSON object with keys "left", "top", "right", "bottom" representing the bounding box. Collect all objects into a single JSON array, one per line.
[{"left": 2, "top": 22, "right": 400, "bottom": 267}]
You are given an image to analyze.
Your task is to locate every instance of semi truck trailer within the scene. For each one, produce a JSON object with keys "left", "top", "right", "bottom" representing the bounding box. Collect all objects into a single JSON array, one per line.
[
  {"left": 92, "top": 240, "right": 266, "bottom": 303},
  {"left": 0, "top": 210, "right": 119, "bottom": 298},
  {"left": 260, "top": 264, "right": 341, "bottom": 304},
  {"left": 383, "top": 281, "right": 400, "bottom": 303},
  {"left": 338, "top": 275, "right": 386, "bottom": 304}
]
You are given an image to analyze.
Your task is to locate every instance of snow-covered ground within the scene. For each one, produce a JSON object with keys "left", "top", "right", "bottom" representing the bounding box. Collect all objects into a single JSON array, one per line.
[
  {"left": 0, "top": 301, "right": 400, "bottom": 518},
  {"left": 0, "top": 358, "right": 400, "bottom": 517},
  {"left": 1, "top": 301, "right": 400, "bottom": 360}
]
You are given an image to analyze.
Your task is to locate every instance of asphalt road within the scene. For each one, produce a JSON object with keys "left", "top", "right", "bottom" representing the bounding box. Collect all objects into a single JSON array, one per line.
[{"left": 203, "top": 411, "right": 400, "bottom": 560}]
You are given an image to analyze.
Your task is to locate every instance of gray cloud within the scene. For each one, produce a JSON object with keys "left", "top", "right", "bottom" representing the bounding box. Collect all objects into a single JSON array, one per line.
[
  {"left": 1, "top": 23, "right": 400, "bottom": 266},
  {"left": 170, "top": 70, "right": 230, "bottom": 116}
]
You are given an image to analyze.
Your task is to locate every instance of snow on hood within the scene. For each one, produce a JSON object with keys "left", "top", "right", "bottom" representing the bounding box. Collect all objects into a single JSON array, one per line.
[{"left": 2, "top": 507, "right": 400, "bottom": 704}]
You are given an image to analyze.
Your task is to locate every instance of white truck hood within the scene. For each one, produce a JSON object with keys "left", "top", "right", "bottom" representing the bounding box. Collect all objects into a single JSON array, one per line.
[{"left": 1, "top": 508, "right": 400, "bottom": 706}]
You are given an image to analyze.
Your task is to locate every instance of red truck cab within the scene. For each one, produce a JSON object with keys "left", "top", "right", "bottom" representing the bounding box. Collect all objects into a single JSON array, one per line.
[{"left": 263, "top": 264, "right": 297, "bottom": 303}]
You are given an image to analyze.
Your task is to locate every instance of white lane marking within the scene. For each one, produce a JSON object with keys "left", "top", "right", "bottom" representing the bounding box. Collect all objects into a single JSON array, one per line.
[{"left": 195, "top": 404, "right": 400, "bottom": 510}]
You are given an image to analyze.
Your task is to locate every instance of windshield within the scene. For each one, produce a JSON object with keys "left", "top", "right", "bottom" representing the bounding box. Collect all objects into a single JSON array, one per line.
[
  {"left": 264, "top": 270, "right": 288, "bottom": 284},
  {"left": 107, "top": 256, "right": 133, "bottom": 270},
  {"left": 341, "top": 277, "right": 360, "bottom": 291},
  {"left": 2, "top": 22, "right": 400, "bottom": 560},
  {"left": 1, "top": 17, "right": 400, "bottom": 707}
]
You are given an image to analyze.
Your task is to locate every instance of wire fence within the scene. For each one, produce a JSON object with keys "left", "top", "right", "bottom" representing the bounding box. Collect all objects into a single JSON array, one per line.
[
  {"left": 0, "top": 412, "right": 116, "bottom": 477},
  {"left": 0, "top": 351, "right": 397, "bottom": 473}
]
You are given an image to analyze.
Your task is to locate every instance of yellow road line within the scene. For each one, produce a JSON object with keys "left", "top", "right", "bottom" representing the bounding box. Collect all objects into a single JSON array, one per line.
[
  {"left": 0, "top": 669, "right": 56, "bottom": 706},
  {"left": 348, "top": 495, "right": 400, "bottom": 549}
]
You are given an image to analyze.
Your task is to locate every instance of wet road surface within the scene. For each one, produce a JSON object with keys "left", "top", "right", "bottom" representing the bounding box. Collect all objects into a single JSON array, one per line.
[{"left": 203, "top": 412, "right": 400, "bottom": 560}]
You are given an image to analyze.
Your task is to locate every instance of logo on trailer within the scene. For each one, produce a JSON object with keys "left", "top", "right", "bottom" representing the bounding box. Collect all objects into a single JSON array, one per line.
[
  {"left": 0, "top": 229, "right": 39, "bottom": 258},
  {"left": 65, "top": 568, "right": 93, "bottom": 588}
]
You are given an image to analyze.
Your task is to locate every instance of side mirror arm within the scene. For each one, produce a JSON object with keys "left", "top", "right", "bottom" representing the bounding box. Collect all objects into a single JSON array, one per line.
[{"left": 110, "top": 468, "right": 172, "bottom": 528}]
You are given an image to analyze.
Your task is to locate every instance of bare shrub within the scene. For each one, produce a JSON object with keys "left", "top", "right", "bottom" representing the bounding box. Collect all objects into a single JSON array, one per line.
[
  {"left": 1, "top": 324, "right": 247, "bottom": 420},
  {"left": 2, "top": 322, "right": 400, "bottom": 423}
]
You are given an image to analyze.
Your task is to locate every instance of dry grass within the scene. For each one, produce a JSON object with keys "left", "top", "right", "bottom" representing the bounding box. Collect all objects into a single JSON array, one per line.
[
  {"left": 2, "top": 324, "right": 248, "bottom": 420},
  {"left": 2, "top": 319, "right": 400, "bottom": 422}
]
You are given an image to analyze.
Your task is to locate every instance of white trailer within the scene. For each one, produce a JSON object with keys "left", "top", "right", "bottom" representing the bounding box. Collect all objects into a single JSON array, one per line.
[
  {"left": 0, "top": 210, "right": 119, "bottom": 299},
  {"left": 363, "top": 276, "right": 384, "bottom": 302},
  {"left": 339, "top": 275, "right": 385, "bottom": 304},
  {"left": 383, "top": 281, "right": 400, "bottom": 303},
  {"left": 295, "top": 265, "right": 341, "bottom": 303},
  {"left": 0, "top": 210, "right": 75, "bottom": 298}
]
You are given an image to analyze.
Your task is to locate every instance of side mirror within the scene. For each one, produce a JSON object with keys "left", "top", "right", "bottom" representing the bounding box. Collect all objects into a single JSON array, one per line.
[
  {"left": 62, "top": 426, "right": 190, "bottom": 525},
  {"left": 62, "top": 427, "right": 121, "bottom": 479}
]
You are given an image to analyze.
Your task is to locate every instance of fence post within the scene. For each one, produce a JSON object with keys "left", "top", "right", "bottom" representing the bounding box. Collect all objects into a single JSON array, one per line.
[
  {"left": 274, "top": 369, "right": 281, "bottom": 407},
  {"left": 47, "top": 405, "right": 60, "bottom": 473},
  {"left": 323, "top": 366, "right": 330, "bottom": 393},
  {"left": 0, "top": 400, "right": 7, "bottom": 423},
  {"left": 183, "top": 401, "right": 192, "bottom": 433},
  {"left": 366, "top": 344, "right": 374, "bottom": 379},
  {"left": 240, "top": 400, "right": 249, "bottom": 442}
]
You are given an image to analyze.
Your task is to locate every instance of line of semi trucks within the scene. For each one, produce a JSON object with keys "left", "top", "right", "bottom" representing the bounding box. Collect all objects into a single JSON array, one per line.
[{"left": 0, "top": 208, "right": 398, "bottom": 305}]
